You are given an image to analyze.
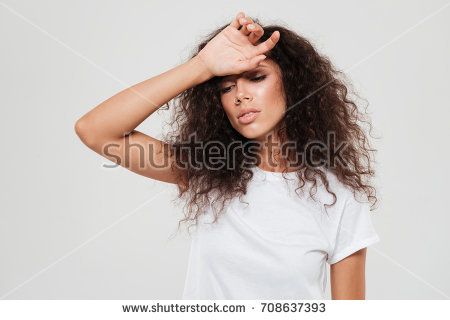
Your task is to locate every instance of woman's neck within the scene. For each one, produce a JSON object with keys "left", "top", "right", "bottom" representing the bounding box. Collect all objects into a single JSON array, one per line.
[{"left": 254, "top": 129, "right": 299, "bottom": 173}]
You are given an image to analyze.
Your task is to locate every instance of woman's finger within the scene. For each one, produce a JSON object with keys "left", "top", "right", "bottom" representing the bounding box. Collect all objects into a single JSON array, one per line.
[
  {"left": 254, "top": 31, "right": 280, "bottom": 55},
  {"left": 236, "top": 54, "right": 267, "bottom": 73},
  {"left": 239, "top": 16, "right": 254, "bottom": 36},
  {"left": 248, "top": 23, "right": 264, "bottom": 45},
  {"left": 230, "top": 11, "right": 246, "bottom": 29}
]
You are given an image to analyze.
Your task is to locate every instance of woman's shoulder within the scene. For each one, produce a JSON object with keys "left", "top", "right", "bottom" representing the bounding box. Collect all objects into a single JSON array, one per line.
[{"left": 314, "top": 167, "right": 367, "bottom": 209}]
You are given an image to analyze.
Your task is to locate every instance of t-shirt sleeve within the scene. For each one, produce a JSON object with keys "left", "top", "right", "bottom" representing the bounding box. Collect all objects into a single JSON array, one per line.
[{"left": 326, "top": 193, "right": 380, "bottom": 265}]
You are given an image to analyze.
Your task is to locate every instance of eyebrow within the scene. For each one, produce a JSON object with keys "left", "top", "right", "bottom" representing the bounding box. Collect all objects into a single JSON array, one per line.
[{"left": 220, "top": 65, "right": 270, "bottom": 82}]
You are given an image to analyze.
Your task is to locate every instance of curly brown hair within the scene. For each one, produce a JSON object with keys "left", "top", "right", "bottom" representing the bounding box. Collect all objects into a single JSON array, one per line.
[{"left": 161, "top": 19, "right": 378, "bottom": 234}]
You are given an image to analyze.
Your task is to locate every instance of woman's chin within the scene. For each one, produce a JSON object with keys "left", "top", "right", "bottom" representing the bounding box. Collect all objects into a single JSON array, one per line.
[{"left": 238, "top": 128, "right": 269, "bottom": 141}]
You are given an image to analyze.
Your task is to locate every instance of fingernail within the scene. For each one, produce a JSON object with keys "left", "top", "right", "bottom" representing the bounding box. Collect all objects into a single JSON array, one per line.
[{"left": 248, "top": 24, "right": 254, "bottom": 30}]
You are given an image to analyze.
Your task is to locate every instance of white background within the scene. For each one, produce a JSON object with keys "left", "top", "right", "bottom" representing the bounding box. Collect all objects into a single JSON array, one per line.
[{"left": 0, "top": 0, "right": 449, "bottom": 299}]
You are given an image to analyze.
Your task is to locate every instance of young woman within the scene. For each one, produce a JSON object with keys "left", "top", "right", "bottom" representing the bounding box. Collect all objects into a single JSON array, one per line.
[{"left": 75, "top": 12, "right": 380, "bottom": 300}]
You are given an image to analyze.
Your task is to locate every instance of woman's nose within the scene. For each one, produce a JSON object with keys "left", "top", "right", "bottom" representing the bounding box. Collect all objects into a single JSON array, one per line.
[
  {"left": 234, "top": 93, "right": 252, "bottom": 104},
  {"left": 235, "top": 86, "right": 252, "bottom": 103}
]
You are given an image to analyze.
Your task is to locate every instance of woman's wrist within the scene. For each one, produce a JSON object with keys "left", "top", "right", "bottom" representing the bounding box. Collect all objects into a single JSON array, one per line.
[{"left": 189, "top": 55, "right": 215, "bottom": 84}]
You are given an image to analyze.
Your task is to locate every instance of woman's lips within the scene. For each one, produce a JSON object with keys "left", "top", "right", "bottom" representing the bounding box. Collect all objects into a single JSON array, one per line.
[{"left": 238, "top": 111, "right": 261, "bottom": 124}]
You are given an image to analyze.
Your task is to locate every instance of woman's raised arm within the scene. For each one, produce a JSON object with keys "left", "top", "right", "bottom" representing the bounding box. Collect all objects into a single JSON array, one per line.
[{"left": 74, "top": 56, "right": 213, "bottom": 184}]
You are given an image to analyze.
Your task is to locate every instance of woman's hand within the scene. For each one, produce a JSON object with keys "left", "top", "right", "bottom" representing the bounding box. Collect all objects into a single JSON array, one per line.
[{"left": 196, "top": 12, "right": 280, "bottom": 77}]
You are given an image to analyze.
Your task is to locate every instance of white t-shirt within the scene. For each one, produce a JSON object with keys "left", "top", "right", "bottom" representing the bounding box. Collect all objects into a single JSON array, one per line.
[{"left": 182, "top": 166, "right": 380, "bottom": 300}]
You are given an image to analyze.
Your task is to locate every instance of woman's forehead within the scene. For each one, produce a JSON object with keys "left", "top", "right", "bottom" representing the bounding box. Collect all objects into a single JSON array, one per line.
[{"left": 220, "top": 61, "right": 274, "bottom": 82}]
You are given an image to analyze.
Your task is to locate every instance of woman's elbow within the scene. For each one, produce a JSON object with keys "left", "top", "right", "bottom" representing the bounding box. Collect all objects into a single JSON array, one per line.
[{"left": 74, "top": 118, "right": 97, "bottom": 148}]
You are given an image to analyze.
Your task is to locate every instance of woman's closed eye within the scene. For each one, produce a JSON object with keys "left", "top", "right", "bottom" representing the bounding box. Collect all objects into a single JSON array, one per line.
[{"left": 220, "top": 75, "right": 267, "bottom": 94}]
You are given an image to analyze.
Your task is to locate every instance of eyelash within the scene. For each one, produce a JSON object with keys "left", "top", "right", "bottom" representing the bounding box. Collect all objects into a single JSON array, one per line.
[{"left": 220, "top": 75, "right": 267, "bottom": 94}]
